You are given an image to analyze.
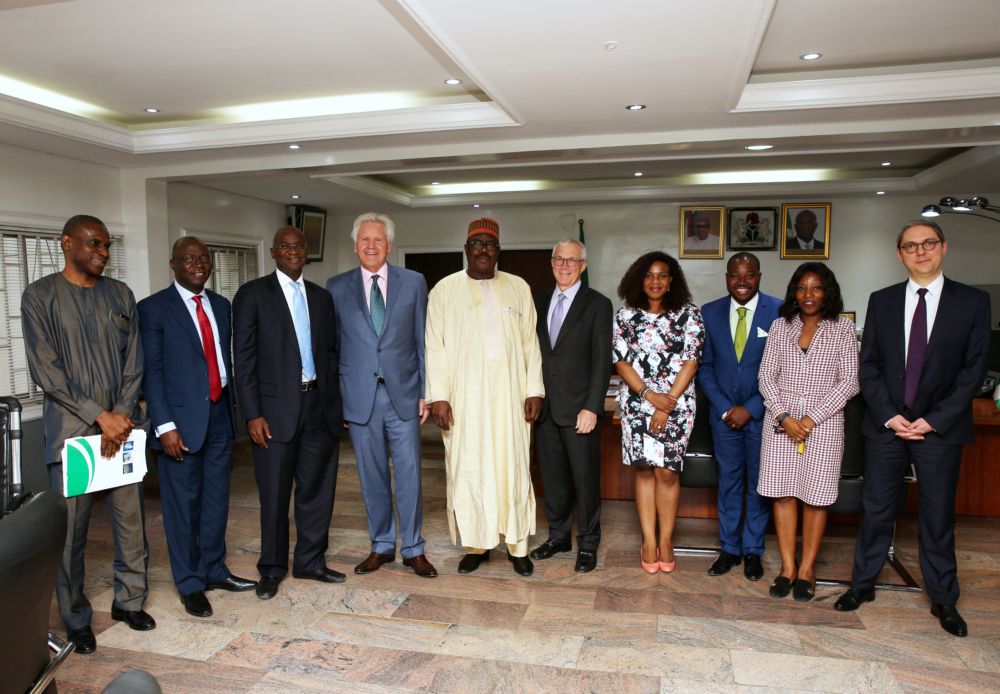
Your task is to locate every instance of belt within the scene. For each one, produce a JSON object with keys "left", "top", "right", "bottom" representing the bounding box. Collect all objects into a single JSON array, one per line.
[
  {"left": 374, "top": 372, "right": 385, "bottom": 385},
  {"left": 300, "top": 380, "right": 317, "bottom": 392}
]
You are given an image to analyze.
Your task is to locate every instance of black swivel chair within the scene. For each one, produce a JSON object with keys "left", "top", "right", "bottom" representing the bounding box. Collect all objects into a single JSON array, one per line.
[{"left": 675, "top": 388, "right": 721, "bottom": 556}]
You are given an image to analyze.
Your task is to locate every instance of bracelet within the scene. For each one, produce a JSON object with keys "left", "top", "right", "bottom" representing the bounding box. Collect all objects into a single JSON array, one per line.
[
  {"left": 638, "top": 386, "right": 650, "bottom": 400},
  {"left": 777, "top": 412, "right": 791, "bottom": 425},
  {"left": 664, "top": 393, "right": 678, "bottom": 403}
]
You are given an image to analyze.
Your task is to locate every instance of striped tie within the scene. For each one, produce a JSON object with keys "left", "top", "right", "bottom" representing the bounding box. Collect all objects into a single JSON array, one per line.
[{"left": 370, "top": 275, "right": 385, "bottom": 336}]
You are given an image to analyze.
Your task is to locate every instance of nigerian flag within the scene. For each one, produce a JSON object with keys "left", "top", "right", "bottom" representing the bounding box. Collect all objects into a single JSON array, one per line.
[{"left": 578, "top": 219, "right": 589, "bottom": 287}]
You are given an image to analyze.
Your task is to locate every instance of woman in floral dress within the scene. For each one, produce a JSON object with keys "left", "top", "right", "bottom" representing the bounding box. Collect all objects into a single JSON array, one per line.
[{"left": 613, "top": 251, "right": 704, "bottom": 573}]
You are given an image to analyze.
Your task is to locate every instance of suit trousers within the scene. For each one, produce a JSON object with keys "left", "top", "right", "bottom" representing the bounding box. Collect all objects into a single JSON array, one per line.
[
  {"left": 852, "top": 434, "right": 963, "bottom": 604},
  {"left": 253, "top": 387, "right": 339, "bottom": 578},
  {"left": 158, "top": 394, "right": 234, "bottom": 595},
  {"left": 535, "top": 416, "right": 602, "bottom": 551},
  {"left": 47, "top": 463, "right": 149, "bottom": 630},
  {"left": 710, "top": 421, "right": 769, "bottom": 556},
  {"left": 348, "top": 383, "right": 425, "bottom": 558}
]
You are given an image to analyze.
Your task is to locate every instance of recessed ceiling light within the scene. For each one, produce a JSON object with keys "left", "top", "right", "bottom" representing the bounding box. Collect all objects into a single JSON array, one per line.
[
  {"left": 625, "top": 104, "right": 646, "bottom": 111},
  {"left": 604, "top": 41, "right": 620, "bottom": 51},
  {"left": 431, "top": 181, "right": 440, "bottom": 185},
  {"left": 744, "top": 144, "right": 773, "bottom": 151},
  {"left": 290, "top": 194, "right": 300, "bottom": 200},
  {"left": 634, "top": 171, "right": 643, "bottom": 177},
  {"left": 799, "top": 52, "right": 823, "bottom": 61},
  {"left": 876, "top": 191, "right": 886, "bottom": 195},
  {"left": 473, "top": 203, "right": 480, "bottom": 208},
  {"left": 444, "top": 78, "right": 462, "bottom": 86},
  {"left": 143, "top": 107, "right": 159, "bottom": 113},
  {"left": 288, "top": 144, "right": 301, "bottom": 150},
  {"left": 881, "top": 161, "right": 891, "bottom": 166}
]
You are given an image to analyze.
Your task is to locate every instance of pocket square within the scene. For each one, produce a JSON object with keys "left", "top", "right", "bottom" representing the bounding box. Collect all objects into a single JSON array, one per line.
[{"left": 757, "top": 327, "right": 768, "bottom": 338}]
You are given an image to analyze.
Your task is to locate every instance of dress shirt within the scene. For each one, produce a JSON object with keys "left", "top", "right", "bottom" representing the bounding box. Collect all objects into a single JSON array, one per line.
[
  {"left": 903, "top": 272, "right": 944, "bottom": 365},
  {"left": 728, "top": 293, "right": 759, "bottom": 341},
  {"left": 546, "top": 280, "right": 582, "bottom": 329},
  {"left": 361, "top": 263, "right": 389, "bottom": 312},
  {"left": 276, "top": 269, "right": 313, "bottom": 383},
  {"left": 155, "top": 281, "right": 229, "bottom": 437}
]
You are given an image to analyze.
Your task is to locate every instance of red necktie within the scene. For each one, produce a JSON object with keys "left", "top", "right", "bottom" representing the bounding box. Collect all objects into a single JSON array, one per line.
[{"left": 193, "top": 295, "right": 222, "bottom": 402}]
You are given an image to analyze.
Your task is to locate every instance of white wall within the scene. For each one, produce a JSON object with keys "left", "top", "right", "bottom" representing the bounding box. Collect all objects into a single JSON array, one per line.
[{"left": 328, "top": 193, "right": 1000, "bottom": 328}]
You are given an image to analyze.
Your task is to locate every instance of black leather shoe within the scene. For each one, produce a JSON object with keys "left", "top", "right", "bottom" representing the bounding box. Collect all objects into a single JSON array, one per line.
[
  {"left": 457, "top": 551, "right": 490, "bottom": 574},
  {"left": 293, "top": 566, "right": 347, "bottom": 583},
  {"left": 508, "top": 552, "right": 534, "bottom": 577},
  {"left": 792, "top": 578, "right": 816, "bottom": 602},
  {"left": 256, "top": 576, "right": 281, "bottom": 600},
  {"left": 708, "top": 551, "right": 741, "bottom": 576},
  {"left": 834, "top": 587, "right": 875, "bottom": 612},
  {"left": 181, "top": 590, "right": 213, "bottom": 617},
  {"left": 110, "top": 604, "right": 156, "bottom": 631},
  {"left": 206, "top": 574, "right": 258, "bottom": 592},
  {"left": 354, "top": 551, "right": 396, "bottom": 574},
  {"left": 743, "top": 554, "right": 764, "bottom": 581},
  {"left": 931, "top": 603, "right": 968, "bottom": 637},
  {"left": 529, "top": 539, "right": 572, "bottom": 560},
  {"left": 67, "top": 625, "right": 96, "bottom": 654},
  {"left": 769, "top": 575, "right": 794, "bottom": 599},
  {"left": 575, "top": 550, "right": 597, "bottom": 573}
]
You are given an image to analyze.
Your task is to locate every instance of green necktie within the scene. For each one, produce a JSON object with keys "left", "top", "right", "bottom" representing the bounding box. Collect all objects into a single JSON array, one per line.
[{"left": 734, "top": 306, "right": 748, "bottom": 361}]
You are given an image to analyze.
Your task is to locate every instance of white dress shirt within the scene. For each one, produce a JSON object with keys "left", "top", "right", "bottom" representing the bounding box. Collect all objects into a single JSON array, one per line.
[
  {"left": 728, "top": 293, "right": 759, "bottom": 341},
  {"left": 276, "top": 269, "right": 313, "bottom": 382},
  {"left": 903, "top": 272, "right": 944, "bottom": 365},
  {"left": 361, "top": 263, "right": 389, "bottom": 312},
  {"left": 546, "top": 280, "right": 583, "bottom": 329}
]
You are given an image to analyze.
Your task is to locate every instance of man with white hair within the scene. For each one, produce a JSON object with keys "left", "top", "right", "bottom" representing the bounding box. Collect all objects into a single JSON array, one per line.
[{"left": 327, "top": 213, "right": 437, "bottom": 578}]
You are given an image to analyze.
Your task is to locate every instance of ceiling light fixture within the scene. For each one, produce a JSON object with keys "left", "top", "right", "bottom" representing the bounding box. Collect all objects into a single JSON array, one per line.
[
  {"left": 625, "top": 104, "right": 646, "bottom": 111},
  {"left": 604, "top": 41, "right": 620, "bottom": 51},
  {"left": 431, "top": 181, "right": 440, "bottom": 185},
  {"left": 288, "top": 144, "right": 301, "bottom": 150},
  {"left": 473, "top": 203, "right": 480, "bottom": 208},
  {"left": 444, "top": 78, "right": 462, "bottom": 85},
  {"left": 290, "top": 194, "right": 301, "bottom": 200},
  {"left": 876, "top": 191, "right": 886, "bottom": 195},
  {"left": 744, "top": 144, "right": 773, "bottom": 151},
  {"left": 881, "top": 161, "right": 891, "bottom": 166},
  {"left": 921, "top": 205, "right": 941, "bottom": 218},
  {"left": 633, "top": 171, "right": 643, "bottom": 177},
  {"left": 143, "top": 107, "right": 160, "bottom": 113},
  {"left": 922, "top": 196, "right": 1000, "bottom": 223},
  {"left": 800, "top": 52, "right": 823, "bottom": 61}
]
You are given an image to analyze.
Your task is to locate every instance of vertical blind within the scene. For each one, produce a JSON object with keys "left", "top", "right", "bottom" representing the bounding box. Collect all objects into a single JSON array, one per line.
[{"left": 204, "top": 243, "right": 258, "bottom": 302}]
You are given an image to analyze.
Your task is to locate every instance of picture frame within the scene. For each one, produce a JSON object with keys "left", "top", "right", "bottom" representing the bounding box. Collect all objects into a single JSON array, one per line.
[
  {"left": 780, "top": 203, "right": 831, "bottom": 260},
  {"left": 839, "top": 311, "right": 856, "bottom": 323},
  {"left": 679, "top": 206, "right": 725, "bottom": 258},
  {"left": 727, "top": 207, "right": 777, "bottom": 250},
  {"left": 288, "top": 204, "right": 327, "bottom": 261}
]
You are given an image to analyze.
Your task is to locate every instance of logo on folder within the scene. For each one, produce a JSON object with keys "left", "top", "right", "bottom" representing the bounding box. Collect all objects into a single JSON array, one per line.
[{"left": 64, "top": 437, "right": 96, "bottom": 496}]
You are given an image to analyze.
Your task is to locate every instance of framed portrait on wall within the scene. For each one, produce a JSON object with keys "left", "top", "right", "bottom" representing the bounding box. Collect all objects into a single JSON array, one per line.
[
  {"left": 780, "top": 203, "right": 831, "bottom": 260},
  {"left": 727, "top": 207, "right": 777, "bottom": 250},
  {"left": 679, "top": 205, "right": 725, "bottom": 258},
  {"left": 288, "top": 204, "right": 327, "bottom": 261}
]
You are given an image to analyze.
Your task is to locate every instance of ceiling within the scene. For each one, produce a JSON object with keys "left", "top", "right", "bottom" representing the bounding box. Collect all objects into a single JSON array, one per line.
[{"left": 2, "top": 0, "right": 1000, "bottom": 214}]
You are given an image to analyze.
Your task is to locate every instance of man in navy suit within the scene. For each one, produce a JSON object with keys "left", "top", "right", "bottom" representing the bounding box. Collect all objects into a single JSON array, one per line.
[
  {"left": 697, "top": 252, "right": 781, "bottom": 581},
  {"left": 327, "top": 213, "right": 437, "bottom": 578},
  {"left": 233, "top": 226, "right": 344, "bottom": 600},
  {"left": 529, "top": 239, "right": 612, "bottom": 573},
  {"left": 139, "top": 237, "right": 257, "bottom": 617},
  {"left": 835, "top": 221, "right": 990, "bottom": 637}
]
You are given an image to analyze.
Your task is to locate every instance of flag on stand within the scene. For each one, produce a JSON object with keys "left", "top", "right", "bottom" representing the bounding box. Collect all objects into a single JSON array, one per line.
[{"left": 578, "top": 218, "right": 589, "bottom": 287}]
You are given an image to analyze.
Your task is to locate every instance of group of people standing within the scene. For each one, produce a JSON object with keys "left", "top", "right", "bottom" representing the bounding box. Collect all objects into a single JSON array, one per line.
[{"left": 20, "top": 212, "right": 989, "bottom": 659}]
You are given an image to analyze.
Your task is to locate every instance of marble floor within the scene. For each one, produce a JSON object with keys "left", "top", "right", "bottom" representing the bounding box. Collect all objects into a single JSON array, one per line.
[{"left": 48, "top": 432, "right": 1000, "bottom": 693}]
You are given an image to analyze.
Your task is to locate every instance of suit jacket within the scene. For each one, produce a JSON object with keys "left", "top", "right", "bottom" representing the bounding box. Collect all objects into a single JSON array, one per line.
[
  {"left": 138, "top": 285, "right": 235, "bottom": 453},
  {"left": 232, "top": 272, "right": 341, "bottom": 442},
  {"left": 534, "top": 286, "right": 613, "bottom": 427},
  {"left": 697, "top": 292, "right": 782, "bottom": 427},
  {"left": 860, "top": 277, "right": 990, "bottom": 444},
  {"left": 326, "top": 265, "right": 427, "bottom": 423},
  {"left": 786, "top": 237, "right": 825, "bottom": 251}
]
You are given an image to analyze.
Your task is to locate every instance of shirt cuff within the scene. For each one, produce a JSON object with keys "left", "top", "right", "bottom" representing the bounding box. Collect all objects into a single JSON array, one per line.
[{"left": 155, "top": 422, "right": 177, "bottom": 438}]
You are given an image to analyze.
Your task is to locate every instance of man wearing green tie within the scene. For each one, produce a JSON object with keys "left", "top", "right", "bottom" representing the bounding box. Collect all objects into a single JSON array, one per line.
[{"left": 696, "top": 253, "right": 782, "bottom": 581}]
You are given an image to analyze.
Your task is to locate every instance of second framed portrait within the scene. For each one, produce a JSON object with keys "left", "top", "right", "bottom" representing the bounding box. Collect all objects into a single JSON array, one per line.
[
  {"left": 728, "top": 208, "right": 777, "bottom": 250},
  {"left": 679, "top": 206, "right": 725, "bottom": 258},
  {"left": 780, "top": 203, "right": 831, "bottom": 259}
]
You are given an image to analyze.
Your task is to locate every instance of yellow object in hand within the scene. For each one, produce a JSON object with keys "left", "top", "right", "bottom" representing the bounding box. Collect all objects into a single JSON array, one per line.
[{"left": 797, "top": 440, "right": 806, "bottom": 455}]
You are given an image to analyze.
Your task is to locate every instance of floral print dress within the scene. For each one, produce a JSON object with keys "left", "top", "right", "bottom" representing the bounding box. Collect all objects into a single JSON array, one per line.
[{"left": 612, "top": 304, "right": 705, "bottom": 470}]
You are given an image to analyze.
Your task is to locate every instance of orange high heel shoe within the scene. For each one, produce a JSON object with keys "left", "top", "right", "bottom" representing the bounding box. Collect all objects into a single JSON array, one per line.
[
  {"left": 658, "top": 551, "right": 676, "bottom": 574},
  {"left": 640, "top": 547, "right": 659, "bottom": 574}
]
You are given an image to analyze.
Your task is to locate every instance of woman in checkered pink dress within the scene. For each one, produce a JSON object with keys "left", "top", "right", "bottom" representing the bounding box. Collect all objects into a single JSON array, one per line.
[{"left": 757, "top": 262, "right": 859, "bottom": 602}]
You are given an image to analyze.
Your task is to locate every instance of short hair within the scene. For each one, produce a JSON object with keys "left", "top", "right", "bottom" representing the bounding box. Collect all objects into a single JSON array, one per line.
[
  {"left": 62, "top": 214, "right": 106, "bottom": 238},
  {"left": 551, "top": 238, "right": 587, "bottom": 261},
  {"left": 779, "top": 261, "right": 844, "bottom": 322},
  {"left": 171, "top": 236, "right": 207, "bottom": 256},
  {"left": 896, "top": 220, "right": 945, "bottom": 248},
  {"left": 727, "top": 252, "right": 760, "bottom": 272},
  {"left": 352, "top": 213, "right": 396, "bottom": 243},
  {"left": 617, "top": 251, "right": 692, "bottom": 312}
]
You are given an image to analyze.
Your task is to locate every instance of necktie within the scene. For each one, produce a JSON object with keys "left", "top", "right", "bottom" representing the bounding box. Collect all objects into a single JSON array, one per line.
[
  {"left": 734, "top": 306, "right": 748, "bottom": 361},
  {"left": 904, "top": 288, "right": 928, "bottom": 408},
  {"left": 192, "top": 295, "right": 222, "bottom": 402},
  {"left": 549, "top": 292, "right": 566, "bottom": 347},
  {"left": 370, "top": 275, "right": 386, "bottom": 337},
  {"left": 290, "top": 281, "right": 316, "bottom": 381}
]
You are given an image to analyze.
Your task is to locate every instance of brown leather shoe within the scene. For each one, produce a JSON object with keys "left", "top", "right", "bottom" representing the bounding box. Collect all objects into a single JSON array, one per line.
[
  {"left": 402, "top": 554, "right": 438, "bottom": 578},
  {"left": 354, "top": 551, "right": 395, "bottom": 574}
]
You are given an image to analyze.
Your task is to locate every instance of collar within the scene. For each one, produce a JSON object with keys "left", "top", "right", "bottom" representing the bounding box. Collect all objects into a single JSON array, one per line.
[
  {"left": 364, "top": 263, "right": 388, "bottom": 282},
  {"left": 729, "top": 293, "right": 759, "bottom": 314},
  {"left": 173, "top": 280, "right": 205, "bottom": 303},
  {"left": 907, "top": 272, "right": 944, "bottom": 296},
  {"left": 555, "top": 280, "right": 583, "bottom": 303},
  {"left": 276, "top": 269, "right": 305, "bottom": 290}
]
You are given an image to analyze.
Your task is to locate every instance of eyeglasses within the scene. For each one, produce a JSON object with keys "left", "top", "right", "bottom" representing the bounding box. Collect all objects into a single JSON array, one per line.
[
  {"left": 174, "top": 254, "right": 211, "bottom": 265},
  {"left": 898, "top": 239, "right": 941, "bottom": 254},
  {"left": 466, "top": 239, "right": 500, "bottom": 251},
  {"left": 275, "top": 242, "right": 306, "bottom": 251},
  {"left": 551, "top": 256, "right": 584, "bottom": 267}
]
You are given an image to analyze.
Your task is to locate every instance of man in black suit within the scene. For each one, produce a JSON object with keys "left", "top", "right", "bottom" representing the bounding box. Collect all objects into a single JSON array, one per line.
[
  {"left": 785, "top": 210, "right": 826, "bottom": 253},
  {"left": 834, "top": 221, "right": 990, "bottom": 638},
  {"left": 528, "top": 239, "right": 612, "bottom": 573},
  {"left": 139, "top": 237, "right": 257, "bottom": 618},
  {"left": 233, "top": 226, "right": 344, "bottom": 600}
]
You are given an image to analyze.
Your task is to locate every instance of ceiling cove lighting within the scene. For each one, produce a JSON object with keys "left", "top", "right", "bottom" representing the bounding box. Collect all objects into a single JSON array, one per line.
[
  {"left": 214, "top": 92, "right": 424, "bottom": 123},
  {"left": 690, "top": 169, "right": 834, "bottom": 185},
  {"left": 0, "top": 73, "right": 114, "bottom": 119},
  {"left": 425, "top": 180, "right": 544, "bottom": 195},
  {"left": 444, "top": 78, "right": 462, "bottom": 85},
  {"left": 922, "top": 196, "right": 1000, "bottom": 223},
  {"left": 800, "top": 52, "right": 823, "bottom": 61},
  {"left": 625, "top": 104, "right": 646, "bottom": 111},
  {"left": 744, "top": 144, "right": 773, "bottom": 151}
]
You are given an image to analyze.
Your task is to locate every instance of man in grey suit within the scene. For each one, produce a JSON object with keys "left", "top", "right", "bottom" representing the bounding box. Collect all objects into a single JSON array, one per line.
[{"left": 327, "top": 213, "right": 437, "bottom": 578}]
